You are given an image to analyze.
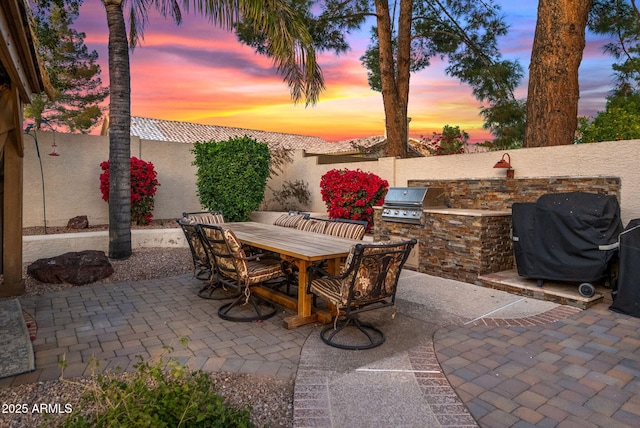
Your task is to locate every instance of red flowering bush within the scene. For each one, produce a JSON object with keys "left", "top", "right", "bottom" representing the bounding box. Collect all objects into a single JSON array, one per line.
[
  {"left": 417, "top": 125, "right": 468, "bottom": 155},
  {"left": 320, "top": 169, "right": 388, "bottom": 232},
  {"left": 100, "top": 157, "right": 160, "bottom": 225}
]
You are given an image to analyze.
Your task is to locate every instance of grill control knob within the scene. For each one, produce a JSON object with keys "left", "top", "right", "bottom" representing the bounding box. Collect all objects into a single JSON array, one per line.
[
  {"left": 403, "top": 211, "right": 408, "bottom": 216},
  {"left": 412, "top": 212, "right": 418, "bottom": 216},
  {"left": 394, "top": 210, "right": 399, "bottom": 215}
]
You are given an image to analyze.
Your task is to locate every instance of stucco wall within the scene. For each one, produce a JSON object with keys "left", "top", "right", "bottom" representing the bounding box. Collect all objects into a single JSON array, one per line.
[
  {"left": 275, "top": 140, "right": 640, "bottom": 225},
  {"left": 22, "top": 132, "right": 640, "bottom": 227},
  {"left": 389, "top": 141, "right": 640, "bottom": 224},
  {"left": 23, "top": 132, "right": 203, "bottom": 227}
]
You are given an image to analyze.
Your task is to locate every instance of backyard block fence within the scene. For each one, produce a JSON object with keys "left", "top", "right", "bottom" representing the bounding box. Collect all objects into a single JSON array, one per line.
[{"left": 22, "top": 132, "right": 640, "bottom": 229}]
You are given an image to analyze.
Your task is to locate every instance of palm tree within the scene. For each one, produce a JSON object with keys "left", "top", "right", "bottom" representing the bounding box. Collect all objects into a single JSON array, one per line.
[{"left": 101, "top": 0, "right": 323, "bottom": 259}]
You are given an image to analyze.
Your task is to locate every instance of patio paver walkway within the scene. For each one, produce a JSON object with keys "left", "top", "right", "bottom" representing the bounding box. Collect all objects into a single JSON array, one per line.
[{"left": 0, "top": 271, "right": 638, "bottom": 427}]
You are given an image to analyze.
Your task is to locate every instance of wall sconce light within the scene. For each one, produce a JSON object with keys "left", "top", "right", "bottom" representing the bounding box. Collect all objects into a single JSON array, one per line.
[{"left": 493, "top": 153, "right": 514, "bottom": 178}]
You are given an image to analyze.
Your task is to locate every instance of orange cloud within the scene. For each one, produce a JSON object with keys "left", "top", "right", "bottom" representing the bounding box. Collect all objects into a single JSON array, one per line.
[{"left": 75, "top": 1, "right": 611, "bottom": 142}]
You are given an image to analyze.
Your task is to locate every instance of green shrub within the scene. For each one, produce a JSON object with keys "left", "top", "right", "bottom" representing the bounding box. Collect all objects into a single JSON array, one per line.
[
  {"left": 61, "top": 348, "right": 254, "bottom": 428},
  {"left": 192, "top": 136, "right": 270, "bottom": 222}
]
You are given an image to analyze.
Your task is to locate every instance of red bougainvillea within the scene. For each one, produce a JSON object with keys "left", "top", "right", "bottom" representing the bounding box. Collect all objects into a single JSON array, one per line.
[
  {"left": 320, "top": 169, "right": 388, "bottom": 232},
  {"left": 100, "top": 157, "right": 160, "bottom": 225}
]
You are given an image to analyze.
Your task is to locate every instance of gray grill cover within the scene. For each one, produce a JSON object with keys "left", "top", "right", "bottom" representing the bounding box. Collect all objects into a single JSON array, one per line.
[
  {"left": 610, "top": 220, "right": 640, "bottom": 318},
  {"left": 512, "top": 192, "right": 622, "bottom": 283}
]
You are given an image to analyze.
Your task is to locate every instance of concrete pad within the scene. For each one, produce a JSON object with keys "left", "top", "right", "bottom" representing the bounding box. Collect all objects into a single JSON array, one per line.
[
  {"left": 299, "top": 312, "right": 437, "bottom": 372},
  {"left": 298, "top": 315, "right": 441, "bottom": 428},
  {"left": 326, "top": 369, "right": 438, "bottom": 427},
  {"left": 396, "top": 269, "right": 560, "bottom": 322}
]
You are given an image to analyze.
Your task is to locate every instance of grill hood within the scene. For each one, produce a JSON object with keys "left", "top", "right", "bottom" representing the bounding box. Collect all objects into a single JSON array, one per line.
[{"left": 382, "top": 187, "right": 445, "bottom": 224}]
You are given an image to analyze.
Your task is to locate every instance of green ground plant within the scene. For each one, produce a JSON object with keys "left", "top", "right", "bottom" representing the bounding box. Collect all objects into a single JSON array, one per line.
[{"left": 60, "top": 343, "right": 254, "bottom": 428}]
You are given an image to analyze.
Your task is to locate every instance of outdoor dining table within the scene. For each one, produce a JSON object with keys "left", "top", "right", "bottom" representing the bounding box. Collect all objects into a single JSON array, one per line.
[{"left": 222, "top": 222, "right": 358, "bottom": 329}]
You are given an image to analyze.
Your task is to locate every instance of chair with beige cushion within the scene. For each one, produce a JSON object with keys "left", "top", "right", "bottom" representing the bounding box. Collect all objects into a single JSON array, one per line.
[
  {"left": 177, "top": 211, "right": 226, "bottom": 297},
  {"left": 198, "top": 224, "right": 285, "bottom": 322},
  {"left": 307, "top": 239, "right": 416, "bottom": 349}
]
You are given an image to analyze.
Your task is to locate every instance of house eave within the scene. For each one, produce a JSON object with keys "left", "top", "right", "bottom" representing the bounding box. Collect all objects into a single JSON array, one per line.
[{"left": 0, "top": 0, "right": 48, "bottom": 100}]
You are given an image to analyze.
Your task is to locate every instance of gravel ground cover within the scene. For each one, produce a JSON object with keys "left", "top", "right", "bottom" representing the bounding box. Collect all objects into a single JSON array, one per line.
[{"left": 0, "top": 225, "right": 295, "bottom": 428}]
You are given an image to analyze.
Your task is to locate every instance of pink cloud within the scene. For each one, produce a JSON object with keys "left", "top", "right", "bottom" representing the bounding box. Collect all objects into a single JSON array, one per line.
[{"left": 73, "top": 1, "right": 616, "bottom": 142}]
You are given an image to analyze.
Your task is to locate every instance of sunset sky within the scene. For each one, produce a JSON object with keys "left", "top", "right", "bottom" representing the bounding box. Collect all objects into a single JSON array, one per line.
[{"left": 73, "top": 1, "right": 616, "bottom": 142}]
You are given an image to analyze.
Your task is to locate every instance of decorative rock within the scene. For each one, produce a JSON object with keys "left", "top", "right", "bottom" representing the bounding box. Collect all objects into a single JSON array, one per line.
[
  {"left": 27, "top": 250, "right": 114, "bottom": 285},
  {"left": 67, "top": 215, "right": 89, "bottom": 229}
]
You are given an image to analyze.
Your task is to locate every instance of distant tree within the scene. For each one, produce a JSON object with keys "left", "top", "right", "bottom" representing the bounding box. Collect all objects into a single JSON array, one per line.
[
  {"left": 417, "top": 125, "right": 468, "bottom": 155},
  {"left": 26, "top": 0, "right": 108, "bottom": 132},
  {"left": 479, "top": 99, "right": 526, "bottom": 150},
  {"left": 589, "top": 0, "right": 640, "bottom": 91},
  {"left": 237, "top": 0, "right": 522, "bottom": 158},
  {"left": 576, "top": 88, "right": 640, "bottom": 143}
]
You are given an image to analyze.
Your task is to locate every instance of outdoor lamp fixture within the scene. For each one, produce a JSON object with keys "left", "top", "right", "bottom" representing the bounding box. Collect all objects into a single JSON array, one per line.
[
  {"left": 493, "top": 153, "right": 514, "bottom": 178},
  {"left": 49, "top": 140, "right": 59, "bottom": 156}
]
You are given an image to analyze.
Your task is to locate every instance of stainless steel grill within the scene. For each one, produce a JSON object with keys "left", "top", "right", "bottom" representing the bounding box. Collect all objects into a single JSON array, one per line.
[{"left": 381, "top": 187, "right": 445, "bottom": 224}]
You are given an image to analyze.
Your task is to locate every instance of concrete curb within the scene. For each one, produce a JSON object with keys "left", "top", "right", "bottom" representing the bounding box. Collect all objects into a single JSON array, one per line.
[{"left": 23, "top": 228, "right": 187, "bottom": 262}]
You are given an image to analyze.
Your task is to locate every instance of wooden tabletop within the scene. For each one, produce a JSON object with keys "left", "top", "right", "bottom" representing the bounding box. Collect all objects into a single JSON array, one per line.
[
  {"left": 223, "top": 222, "right": 356, "bottom": 261},
  {"left": 223, "top": 222, "right": 357, "bottom": 328}
]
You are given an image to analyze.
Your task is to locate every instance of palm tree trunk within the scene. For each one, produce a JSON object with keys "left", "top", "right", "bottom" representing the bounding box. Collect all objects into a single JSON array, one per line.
[{"left": 104, "top": 0, "right": 131, "bottom": 259}]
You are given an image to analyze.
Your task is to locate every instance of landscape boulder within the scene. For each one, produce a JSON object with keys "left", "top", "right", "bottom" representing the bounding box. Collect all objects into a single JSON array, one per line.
[
  {"left": 67, "top": 215, "right": 89, "bottom": 229},
  {"left": 27, "top": 250, "right": 114, "bottom": 285}
]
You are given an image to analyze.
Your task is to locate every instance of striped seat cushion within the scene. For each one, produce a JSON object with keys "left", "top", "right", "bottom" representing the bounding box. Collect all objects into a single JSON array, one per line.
[
  {"left": 309, "top": 277, "right": 344, "bottom": 305},
  {"left": 296, "top": 218, "right": 328, "bottom": 234},
  {"left": 245, "top": 259, "right": 285, "bottom": 285},
  {"left": 183, "top": 212, "right": 224, "bottom": 224},
  {"left": 324, "top": 221, "right": 365, "bottom": 240},
  {"left": 216, "top": 229, "right": 283, "bottom": 284},
  {"left": 273, "top": 213, "right": 306, "bottom": 228}
]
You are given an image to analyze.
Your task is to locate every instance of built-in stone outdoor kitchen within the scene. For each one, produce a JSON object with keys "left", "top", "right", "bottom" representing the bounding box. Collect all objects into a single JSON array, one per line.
[{"left": 374, "top": 176, "right": 621, "bottom": 286}]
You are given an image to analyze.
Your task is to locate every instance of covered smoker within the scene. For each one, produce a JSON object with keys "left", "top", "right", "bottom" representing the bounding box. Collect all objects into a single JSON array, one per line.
[
  {"left": 610, "top": 220, "right": 640, "bottom": 318},
  {"left": 512, "top": 192, "right": 623, "bottom": 297}
]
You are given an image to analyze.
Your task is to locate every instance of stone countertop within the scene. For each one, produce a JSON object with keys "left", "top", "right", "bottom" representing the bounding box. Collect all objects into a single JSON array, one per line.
[{"left": 423, "top": 208, "right": 512, "bottom": 216}]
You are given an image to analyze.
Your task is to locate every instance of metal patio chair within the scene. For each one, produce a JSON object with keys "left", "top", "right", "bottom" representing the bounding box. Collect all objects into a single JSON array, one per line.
[
  {"left": 307, "top": 239, "right": 416, "bottom": 350},
  {"left": 176, "top": 218, "right": 212, "bottom": 281},
  {"left": 198, "top": 224, "right": 285, "bottom": 322}
]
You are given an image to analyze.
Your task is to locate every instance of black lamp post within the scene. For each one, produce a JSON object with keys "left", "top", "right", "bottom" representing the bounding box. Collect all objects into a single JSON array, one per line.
[{"left": 24, "top": 124, "right": 48, "bottom": 234}]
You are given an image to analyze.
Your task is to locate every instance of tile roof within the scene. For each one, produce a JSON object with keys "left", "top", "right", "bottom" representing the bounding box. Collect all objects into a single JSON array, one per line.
[{"left": 129, "top": 117, "right": 384, "bottom": 154}]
